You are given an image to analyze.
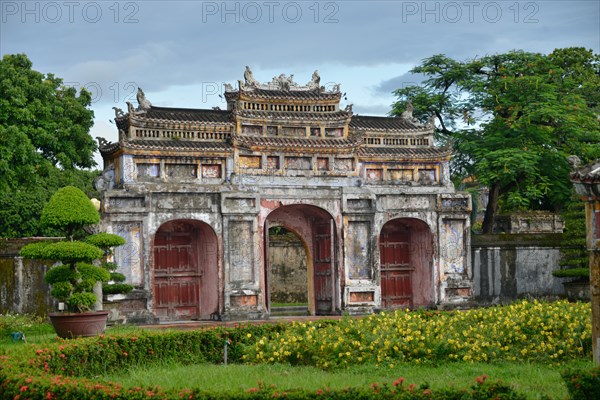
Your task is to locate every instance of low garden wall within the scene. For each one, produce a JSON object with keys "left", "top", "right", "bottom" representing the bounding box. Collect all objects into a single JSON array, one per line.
[
  {"left": 0, "top": 238, "right": 57, "bottom": 316},
  {"left": 472, "top": 233, "right": 565, "bottom": 303}
]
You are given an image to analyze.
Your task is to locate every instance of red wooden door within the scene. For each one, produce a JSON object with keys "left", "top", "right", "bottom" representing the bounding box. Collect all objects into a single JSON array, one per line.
[
  {"left": 380, "top": 227, "right": 413, "bottom": 308},
  {"left": 154, "top": 231, "right": 201, "bottom": 320},
  {"left": 314, "top": 221, "right": 334, "bottom": 314}
]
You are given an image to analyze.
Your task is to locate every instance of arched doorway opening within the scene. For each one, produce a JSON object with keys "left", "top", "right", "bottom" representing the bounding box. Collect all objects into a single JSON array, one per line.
[
  {"left": 265, "top": 205, "right": 337, "bottom": 315},
  {"left": 267, "top": 226, "right": 309, "bottom": 315},
  {"left": 379, "top": 218, "right": 433, "bottom": 309},
  {"left": 153, "top": 220, "right": 218, "bottom": 321}
]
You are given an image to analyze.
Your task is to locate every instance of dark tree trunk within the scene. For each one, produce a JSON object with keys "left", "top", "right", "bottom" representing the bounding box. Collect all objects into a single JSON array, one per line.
[{"left": 482, "top": 182, "right": 500, "bottom": 234}]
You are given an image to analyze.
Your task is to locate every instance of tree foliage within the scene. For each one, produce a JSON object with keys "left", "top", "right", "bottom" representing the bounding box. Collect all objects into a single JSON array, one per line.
[
  {"left": 0, "top": 54, "right": 98, "bottom": 238},
  {"left": 391, "top": 48, "right": 600, "bottom": 233}
]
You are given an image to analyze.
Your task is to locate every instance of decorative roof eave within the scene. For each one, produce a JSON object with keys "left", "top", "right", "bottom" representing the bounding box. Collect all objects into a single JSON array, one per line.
[
  {"left": 98, "top": 139, "right": 234, "bottom": 157},
  {"left": 569, "top": 156, "right": 600, "bottom": 183},
  {"left": 349, "top": 114, "right": 433, "bottom": 133},
  {"left": 235, "top": 89, "right": 342, "bottom": 102},
  {"left": 234, "top": 109, "right": 352, "bottom": 123},
  {"left": 232, "top": 135, "right": 360, "bottom": 154},
  {"left": 350, "top": 126, "right": 433, "bottom": 135},
  {"left": 569, "top": 156, "right": 600, "bottom": 199},
  {"left": 98, "top": 140, "right": 122, "bottom": 156},
  {"left": 123, "top": 147, "right": 232, "bottom": 158},
  {"left": 359, "top": 154, "right": 451, "bottom": 163},
  {"left": 129, "top": 116, "right": 234, "bottom": 130},
  {"left": 358, "top": 147, "right": 452, "bottom": 163}
]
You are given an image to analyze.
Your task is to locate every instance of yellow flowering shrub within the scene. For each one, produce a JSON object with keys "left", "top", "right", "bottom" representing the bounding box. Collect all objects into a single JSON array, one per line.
[{"left": 243, "top": 300, "right": 591, "bottom": 370}]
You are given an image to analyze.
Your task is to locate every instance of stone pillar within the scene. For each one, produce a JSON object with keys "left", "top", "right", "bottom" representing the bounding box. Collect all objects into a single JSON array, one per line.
[
  {"left": 570, "top": 158, "right": 600, "bottom": 365},
  {"left": 221, "top": 193, "right": 264, "bottom": 320}
]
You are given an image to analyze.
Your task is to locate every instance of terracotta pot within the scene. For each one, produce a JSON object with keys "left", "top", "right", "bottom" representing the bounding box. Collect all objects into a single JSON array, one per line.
[{"left": 48, "top": 311, "right": 110, "bottom": 338}]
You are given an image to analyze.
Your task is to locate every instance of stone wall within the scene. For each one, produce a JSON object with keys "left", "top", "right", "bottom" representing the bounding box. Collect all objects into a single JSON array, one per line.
[
  {"left": 472, "top": 233, "right": 564, "bottom": 303},
  {"left": 1, "top": 233, "right": 568, "bottom": 318},
  {"left": 0, "top": 239, "right": 56, "bottom": 316}
]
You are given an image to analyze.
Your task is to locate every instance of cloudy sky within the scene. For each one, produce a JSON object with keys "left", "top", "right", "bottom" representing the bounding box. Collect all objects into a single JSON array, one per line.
[{"left": 2, "top": 0, "right": 598, "bottom": 166}]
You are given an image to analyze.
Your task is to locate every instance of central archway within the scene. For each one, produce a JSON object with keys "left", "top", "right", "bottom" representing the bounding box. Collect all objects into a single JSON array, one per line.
[
  {"left": 264, "top": 205, "right": 337, "bottom": 315},
  {"left": 153, "top": 220, "right": 218, "bottom": 321}
]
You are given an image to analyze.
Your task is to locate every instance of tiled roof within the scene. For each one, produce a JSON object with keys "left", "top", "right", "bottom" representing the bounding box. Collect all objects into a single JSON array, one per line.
[
  {"left": 359, "top": 146, "right": 451, "bottom": 159},
  {"left": 133, "top": 107, "right": 233, "bottom": 124},
  {"left": 99, "top": 139, "right": 232, "bottom": 156},
  {"left": 570, "top": 159, "right": 600, "bottom": 182},
  {"left": 229, "top": 88, "right": 341, "bottom": 101},
  {"left": 237, "top": 110, "right": 350, "bottom": 121},
  {"left": 234, "top": 135, "right": 359, "bottom": 152},
  {"left": 350, "top": 115, "right": 426, "bottom": 131}
]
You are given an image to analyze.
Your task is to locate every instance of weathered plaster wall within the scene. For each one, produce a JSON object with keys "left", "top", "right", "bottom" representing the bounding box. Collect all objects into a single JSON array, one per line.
[
  {"left": 472, "top": 234, "right": 564, "bottom": 303},
  {"left": 0, "top": 239, "right": 56, "bottom": 316}
]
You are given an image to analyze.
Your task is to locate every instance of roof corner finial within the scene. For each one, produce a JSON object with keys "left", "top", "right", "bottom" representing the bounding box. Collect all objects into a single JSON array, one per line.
[
  {"left": 136, "top": 87, "right": 152, "bottom": 111},
  {"left": 427, "top": 114, "right": 436, "bottom": 128},
  {"left": 244, "top": 66, "right": 259, "bottom": 88},
  {"left": 567, "top": 155, "right": 581, "bottom": 170},
  {"left": 401, "top": 102, "right": 414, "bottom": 120}
]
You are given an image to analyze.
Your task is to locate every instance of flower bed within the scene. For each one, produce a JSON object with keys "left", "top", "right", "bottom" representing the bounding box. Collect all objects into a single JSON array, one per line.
[
  {"left": 0, "top": 300, "right": 595, "bottom": 399},
  {"left": 244, "top": 300, "right": 592, "bottom": 369}
]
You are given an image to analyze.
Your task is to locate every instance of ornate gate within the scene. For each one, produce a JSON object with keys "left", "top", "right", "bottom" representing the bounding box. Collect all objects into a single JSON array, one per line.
[
  {"left": 379, "top": 225, "right": 413, "bottom": 308},
  {"left": 154, "top": 230, "right": 201, "bottom": 319}
]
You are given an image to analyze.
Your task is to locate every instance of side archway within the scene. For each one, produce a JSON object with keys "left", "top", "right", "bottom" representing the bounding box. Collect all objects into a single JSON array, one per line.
[
  {"left": 152, "top": 219, "right": 218, "bottom": 320},
  {"left": 379, "top": 218, "right": 434, "bottom": 309}
]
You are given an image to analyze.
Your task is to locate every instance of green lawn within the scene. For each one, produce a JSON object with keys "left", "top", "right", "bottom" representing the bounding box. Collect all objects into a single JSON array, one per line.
[
  {"left": 0, "top": 323, "right": 144, "bottom": 352},
  {"left": 104, "top": 359, "right": 592, "bottom": 399}
]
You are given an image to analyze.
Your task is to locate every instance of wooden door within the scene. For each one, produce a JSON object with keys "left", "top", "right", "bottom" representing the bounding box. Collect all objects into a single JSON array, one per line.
[
  {"left": 154, "top": 231, "right": 201, "bottom": 320},
  {"left": 314, "top": 221, "right": 334, "bottom": 314},
  {"left": 380, "top": 227, "right": 413, "bottom": 308}
]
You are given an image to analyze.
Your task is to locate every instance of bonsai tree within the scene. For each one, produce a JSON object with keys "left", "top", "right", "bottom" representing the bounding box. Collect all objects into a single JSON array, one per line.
[{"left": 20, "top": 186, "right": 124, "bottom": 312}]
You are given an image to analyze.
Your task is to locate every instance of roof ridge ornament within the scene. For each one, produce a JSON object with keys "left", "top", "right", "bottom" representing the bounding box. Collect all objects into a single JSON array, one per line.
[
  {"left": 401, "top": 102, "right": 418, "bottom": 123},
  {"left": 235, "top": 66, "right": 340, "bottom": 93},
  {"left": 136, "top": 87, "right": 152, "bottom": 112}
]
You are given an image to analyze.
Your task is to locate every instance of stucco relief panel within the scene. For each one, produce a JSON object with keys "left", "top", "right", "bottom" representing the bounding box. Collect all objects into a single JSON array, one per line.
[{"left": 113, "top": 222, "right": 143, "bottom": 286}]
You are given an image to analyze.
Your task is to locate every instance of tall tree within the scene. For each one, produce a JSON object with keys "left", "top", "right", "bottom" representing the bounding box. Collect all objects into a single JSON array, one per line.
[
  {"left": 0, "top": 54, "right": 98, "bottom": 237},
  {"left": 391, "top": 48, "right": 600, "bottom": 233},
  {"left": 0, "top": 54, "right": 97, "bottom": 191}
]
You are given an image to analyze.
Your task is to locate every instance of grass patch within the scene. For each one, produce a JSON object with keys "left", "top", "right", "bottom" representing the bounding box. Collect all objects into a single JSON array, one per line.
[
  {"left": 271, "top": 302, "right": 308, "bottom": 308},
  {"left": 104, "top": 359, "right": 593, "bottom": 399},
  {"left": 0, "top": 322, "right": 145, "bottom": 352}
]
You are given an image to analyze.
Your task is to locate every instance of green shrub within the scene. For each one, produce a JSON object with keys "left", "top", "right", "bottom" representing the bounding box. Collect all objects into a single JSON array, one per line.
[
  {"left": 21, "top": 241, "right": 103, "bottom": 264},
  {"left": 562, "top": 367, "right": 600, "bottom": 400},
  {"left": 552, "top": 268, "right": 589, "bottom": 278},
  {"left": 109, "top": 272, "right": 126, "bottom": 282},
  {"left": 67, "top": 292, "right": 98, "bottom": 311},
  {"left": 103, "top": 283, "right": 134, "bottom": 295},
  {"left": 85, "top": 232, "right": 126, "bottom": 249}
]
